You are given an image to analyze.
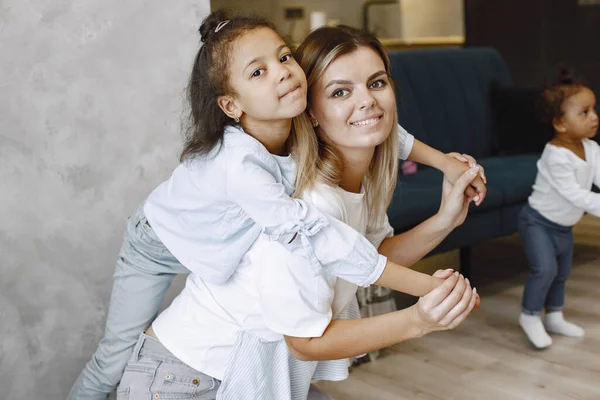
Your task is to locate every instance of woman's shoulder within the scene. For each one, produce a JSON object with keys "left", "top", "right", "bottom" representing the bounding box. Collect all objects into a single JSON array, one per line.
[{"left": 301, "top": 183, "right": 346, "bottom": 222}]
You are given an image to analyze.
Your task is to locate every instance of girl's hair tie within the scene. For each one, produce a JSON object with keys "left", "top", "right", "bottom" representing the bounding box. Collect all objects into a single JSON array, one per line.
[{"left": 215, "top": 20, "right": 230, "bottom": 33}]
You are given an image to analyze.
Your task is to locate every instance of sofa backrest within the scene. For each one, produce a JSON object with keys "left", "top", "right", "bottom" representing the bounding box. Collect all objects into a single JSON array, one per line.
[{"left": 389, "top": 47, "right": 512, "bottom": 158}]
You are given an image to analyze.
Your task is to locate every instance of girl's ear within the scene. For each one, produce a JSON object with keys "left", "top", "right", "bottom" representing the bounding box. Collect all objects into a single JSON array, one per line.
[
  {"left": 552, "top": 116, "right": 567, "bottom": 133},
  {"left": 218, "top": 95, "right": 242, "bottom": 120}
]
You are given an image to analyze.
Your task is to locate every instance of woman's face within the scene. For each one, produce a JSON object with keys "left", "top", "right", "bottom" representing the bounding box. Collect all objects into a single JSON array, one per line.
[{"left": 308, "top": 46, "right": 396, "bottom": 153}]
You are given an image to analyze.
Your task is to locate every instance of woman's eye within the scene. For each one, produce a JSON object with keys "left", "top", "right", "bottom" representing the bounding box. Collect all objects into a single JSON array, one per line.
[
  {"left": 251, "top": 69, "right": 264, "bottom": 78},
  {"left": 332, "top": 89, "right": 350, "bottom": 98},
  {"left": 370, "top": 79, "right": 387, "bottom": 89},
  {"left": 280, "top": 54, "right": 292, "bottom": 63}
]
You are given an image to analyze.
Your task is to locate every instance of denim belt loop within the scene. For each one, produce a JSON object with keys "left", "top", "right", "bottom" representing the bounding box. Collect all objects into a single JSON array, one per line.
[{"left": 131, "top": 333, "right": 147, "bottom": 363}]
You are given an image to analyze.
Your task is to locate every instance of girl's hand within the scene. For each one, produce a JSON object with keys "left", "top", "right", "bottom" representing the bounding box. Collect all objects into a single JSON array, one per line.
[
  {"left": 411, "top": 271, "right": 478, "bottom": 337},
  {"left": 432, "top": 268, "right": 481, "bottom": 310},
  {"left": 438, "top": 166, "right": 480, "bottom": 229},
  {"left": 445, "top": 153, "right": 487, "bottom": 206},
  {"left": 432, "top": 268, "right": 454, "bottom": 279}
]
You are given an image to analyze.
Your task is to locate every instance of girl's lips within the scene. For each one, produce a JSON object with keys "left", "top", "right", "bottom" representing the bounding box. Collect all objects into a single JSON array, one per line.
[{"left": 280, "top": 86, "right": 300, "bottom": 99}]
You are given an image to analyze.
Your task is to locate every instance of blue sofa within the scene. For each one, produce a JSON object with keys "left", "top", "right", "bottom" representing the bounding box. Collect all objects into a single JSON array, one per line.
[{"left": 386, "top": 47, "right": 540, "bottom": 277}]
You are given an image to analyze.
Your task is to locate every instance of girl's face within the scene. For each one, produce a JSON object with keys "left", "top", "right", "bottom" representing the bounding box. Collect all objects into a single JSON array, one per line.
[
  {"left": 226, "top": 27, "right": 307, "bottom": 125},
  {"left": 556, "top": 87, "right": 598, "bottom": 139},
  {"left": 308, "top": 46, "right": 396, "bottom": 153}
]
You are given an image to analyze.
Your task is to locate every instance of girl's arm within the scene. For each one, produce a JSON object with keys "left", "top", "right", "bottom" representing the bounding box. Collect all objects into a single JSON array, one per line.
[
  {"left": 591, "top": 141, "right": 600, "bottom": 189},
  {"left": 256, "top": 235, "right": 449, "bottom": 344},
  {"left": 374, "top": 259, "right": 443, "bottom": 297},
  {"left": 228, "top": 142, "right": 443, "bottom": 294},
  {"left": 228, "top": 145, "right": 386, "bottom": 288},
  {"left": 285, "top": 272, "right": 477, "bottom": 361},
  {"left": 378, "top": 166, "right": 479, "bottom": 267},
  {"left": 407, "top": 139, "right": 487, "bottom": 205},
  {"left": 544, "top": 157, "right": 600, "bottom": 217}
]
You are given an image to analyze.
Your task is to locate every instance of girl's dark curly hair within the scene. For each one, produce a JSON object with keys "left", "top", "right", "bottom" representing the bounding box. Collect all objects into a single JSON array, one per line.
[
  {"left": 536, "top": 67, "right": 586, "bottom": 127},
  {"left": 180, "top": 10, "right": 277, "bottom": 162}
]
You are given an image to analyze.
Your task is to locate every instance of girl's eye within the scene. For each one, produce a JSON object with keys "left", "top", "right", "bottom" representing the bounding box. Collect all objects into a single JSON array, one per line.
[
  {"left": 280, "top": 53, "right": 292, "bottom": 63},
  {"left": 251, "top": 69, "right": 264, "bottom": 78},
  {"left": 332, "top": 89, "right": 350, "bottom": 98},
  {"left": 369, "top": 79, "right": 387, "bottom": 89}
]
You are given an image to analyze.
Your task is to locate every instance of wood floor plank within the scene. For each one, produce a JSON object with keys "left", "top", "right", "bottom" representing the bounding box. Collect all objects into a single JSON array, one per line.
[{"left": 315, "top": 215, "right": 600, "bottom": 400}]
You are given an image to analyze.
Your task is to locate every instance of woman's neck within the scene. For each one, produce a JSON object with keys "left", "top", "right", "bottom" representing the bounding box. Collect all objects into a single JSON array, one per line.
[
  {"left": 242, "top": 118, "right": 292, "bottom": 156},
  {"left": 337, "top": 147, "right": 375, "bottom": 193}
]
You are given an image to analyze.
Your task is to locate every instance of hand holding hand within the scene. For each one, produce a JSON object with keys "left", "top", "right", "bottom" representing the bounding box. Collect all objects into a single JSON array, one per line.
[
  {"left": 411, "top": 271, "right": 478, "bottom": 337},
  {"left": 438, "top": 165, "right": 480, "bottom": 229},
  {"left": 444, "top": 153, "right": 487, "bottom": 206},
  {"left": 432, "top": 268, "right": 480, "bottom": 309}
]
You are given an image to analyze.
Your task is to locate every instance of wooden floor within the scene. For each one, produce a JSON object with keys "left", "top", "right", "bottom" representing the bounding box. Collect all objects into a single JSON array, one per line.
[{"left": 316, "top": 215, "right": 600, "bottom": 400}]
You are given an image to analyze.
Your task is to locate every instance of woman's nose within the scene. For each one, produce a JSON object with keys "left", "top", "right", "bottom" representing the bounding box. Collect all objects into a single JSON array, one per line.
[{"left": 359, "top": 94, "right": 376, "bottom": 110}]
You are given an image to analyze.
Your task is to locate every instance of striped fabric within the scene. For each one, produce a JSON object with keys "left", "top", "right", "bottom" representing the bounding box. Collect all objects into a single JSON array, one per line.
[
  {"left": 216, "top": 298, "right": 361, "bottom": 400},
  {"left": 355, "top": 285, "right": 397, "bottom": 363}
]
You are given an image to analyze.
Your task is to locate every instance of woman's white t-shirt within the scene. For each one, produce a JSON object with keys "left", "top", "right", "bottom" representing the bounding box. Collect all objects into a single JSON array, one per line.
[{"left": 152, "top": 182, "right": 394, "bottom": 380}]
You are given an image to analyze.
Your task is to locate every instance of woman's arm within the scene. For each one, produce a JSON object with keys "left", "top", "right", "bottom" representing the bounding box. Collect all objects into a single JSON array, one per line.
[
  {"left": 378, "top": 215, "right": 453, "bottom": 268},
  {"left": 378, "top": 166, "right": 479, "bottom": 267},
  {"left": 228, "top": 144, "right": 461, "bottom": 293},
  {"left": 407, "top": 140, "right": 487, "bottom": 205},
  {"left": 286, "top": 272, "right": 477, "bottom": 361}
]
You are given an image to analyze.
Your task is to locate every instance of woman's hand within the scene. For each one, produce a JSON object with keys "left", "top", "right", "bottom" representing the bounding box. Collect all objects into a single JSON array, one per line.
[
  {"left": 411, "top": 271, "right": 478, "bottom": 337},
  {"left": 437, "top": 165, "right": 480, "bottom": 230},
  {"left": 432, "top": 268, "right": 480, "bottom": 309},
  {"left": 444, "top": 153, "right": 487, "bottom": 206}
]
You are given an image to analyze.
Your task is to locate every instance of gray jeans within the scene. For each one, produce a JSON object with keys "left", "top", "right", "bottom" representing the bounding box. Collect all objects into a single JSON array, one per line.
[
  {"left": 68, "top": 203, "right": 337, "bottom": 400},
  {"left": 68, "top": 203, "right": 189, "bottom": 400},
  {"left": 117, "top": 333, "right": 220, "bottom": 400}
]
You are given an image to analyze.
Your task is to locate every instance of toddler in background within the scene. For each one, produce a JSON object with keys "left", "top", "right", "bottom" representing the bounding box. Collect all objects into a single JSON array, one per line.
[{"left": 519, "top": 70, "right": 599, "bottom": 348}]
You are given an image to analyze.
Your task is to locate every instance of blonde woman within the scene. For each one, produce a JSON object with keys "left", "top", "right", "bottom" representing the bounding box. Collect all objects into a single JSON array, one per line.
[{"left": 116, "top": 25, "right": 479, "bottom": 400}]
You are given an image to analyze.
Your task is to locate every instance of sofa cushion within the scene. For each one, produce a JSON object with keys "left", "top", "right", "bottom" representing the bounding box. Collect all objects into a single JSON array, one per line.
[
  {"left": 434, "top": 209, "right": 504, "bottom": 253},
  {"left": 387, "top": 154, "right": 539, "bottom": 232},
  {"left": 388, "top": 165, "right": 505, "bottom": 232},
  {"left": 479, "top": 154, "right": 539, "bottom": 204},
  {"left": 389, "top": 47, "right": 513, "bottom": 159}
]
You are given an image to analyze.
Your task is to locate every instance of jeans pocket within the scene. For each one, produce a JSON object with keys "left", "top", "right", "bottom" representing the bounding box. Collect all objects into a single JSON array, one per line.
[
  {"left": 127, "top": 215, "right": 170, "bottom": 260},
  {"left": 150, "top": 361, "right": 218, "bottom": 399},
  {"left": 137, "top": 217, "right": 164, "bottom": 245},
  {"left": 117, "top": 355, "right": 158, "bottom": 399},
  {"left": 116, "top": 387, "right": 130, "bottom": 400}
]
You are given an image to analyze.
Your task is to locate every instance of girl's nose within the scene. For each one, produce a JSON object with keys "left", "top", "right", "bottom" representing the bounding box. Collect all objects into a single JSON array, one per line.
[{"left": 278, "top": 64, "right": 292, "bottom": 82}]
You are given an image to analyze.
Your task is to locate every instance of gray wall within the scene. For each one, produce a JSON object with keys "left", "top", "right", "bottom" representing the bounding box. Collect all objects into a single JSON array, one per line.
[{"left": 0, "top": 1, "right": 210, "bottom": 398}]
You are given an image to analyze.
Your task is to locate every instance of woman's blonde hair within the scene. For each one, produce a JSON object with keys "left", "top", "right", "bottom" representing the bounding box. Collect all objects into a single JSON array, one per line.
[{"left": 293, "top": 25, "right": 399, "bottom": 225}]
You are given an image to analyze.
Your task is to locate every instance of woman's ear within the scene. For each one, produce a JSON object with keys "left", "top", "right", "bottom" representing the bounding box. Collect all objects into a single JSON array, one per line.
[{"left": 218, "top": 95, "right": 242, "bottom": 120}]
